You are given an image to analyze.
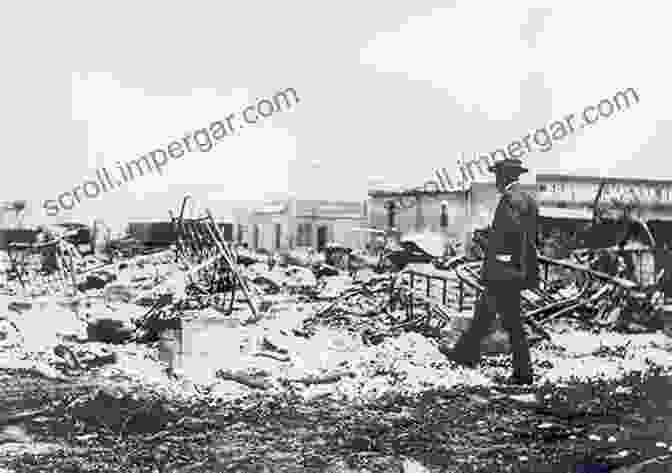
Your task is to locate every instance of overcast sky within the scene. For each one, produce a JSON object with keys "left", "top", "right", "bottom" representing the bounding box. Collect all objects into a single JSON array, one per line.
[{"left": 0, "top": 1, "right": 668, "bottom": 228}]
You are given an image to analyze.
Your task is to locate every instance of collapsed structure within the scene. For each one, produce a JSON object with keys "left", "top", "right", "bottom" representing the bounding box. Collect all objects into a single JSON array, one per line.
[{"left": 0, "top": 180, "right": 670, "bottom": 402}]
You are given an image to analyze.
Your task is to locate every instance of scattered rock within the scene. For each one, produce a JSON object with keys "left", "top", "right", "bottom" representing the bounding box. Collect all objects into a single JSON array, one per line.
[
  {"left": 402, "top": 458, "right": 431, "bottom": 473},
  {"left": 103, "top": 283, "right": 136, "bottom": 304},
  {"left": 77, "top": 270, "right": 117, "bottom": 292},
  {"left": 86, "top": 318, "right": 133, "bottom": 344},
  {"left": 508, "top": 393, "right": 538, "bottom": 405},
  {"left": 0, "top": 426, "right": 31, "bottom": 443}
]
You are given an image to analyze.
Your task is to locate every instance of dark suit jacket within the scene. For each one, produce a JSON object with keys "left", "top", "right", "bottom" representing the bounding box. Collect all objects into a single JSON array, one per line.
[{"left": 482, "top": 183, "right": 539, "bottom": 290}]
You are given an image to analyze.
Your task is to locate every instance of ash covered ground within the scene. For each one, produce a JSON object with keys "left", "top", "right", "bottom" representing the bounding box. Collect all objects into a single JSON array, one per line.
[{"left": 1, "top": 249, "right": 671, "bottom": 473}]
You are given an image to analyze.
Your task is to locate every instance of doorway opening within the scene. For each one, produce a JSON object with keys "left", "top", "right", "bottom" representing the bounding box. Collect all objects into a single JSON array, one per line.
[{"left": 317, "top": 225, "right": 329, "bottom": 252}]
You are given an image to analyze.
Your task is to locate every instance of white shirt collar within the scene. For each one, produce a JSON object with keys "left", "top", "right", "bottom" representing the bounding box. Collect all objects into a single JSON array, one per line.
[{"left": 500, "top": 180, "right": 519, "bottom": 194}]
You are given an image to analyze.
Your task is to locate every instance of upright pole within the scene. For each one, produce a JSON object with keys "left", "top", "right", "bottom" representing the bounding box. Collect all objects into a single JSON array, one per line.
[{"left": 205, "top": 210, "right": 259, "bottom": 318}]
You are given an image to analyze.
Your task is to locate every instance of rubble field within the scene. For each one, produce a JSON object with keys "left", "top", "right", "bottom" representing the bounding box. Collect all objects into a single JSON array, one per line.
[{"left": 1, "top": 243, "right": 672, "bottom": 473}]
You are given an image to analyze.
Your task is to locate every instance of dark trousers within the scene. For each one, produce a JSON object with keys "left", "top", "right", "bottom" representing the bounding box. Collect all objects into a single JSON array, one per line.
[{"left": 450, "top": 285, "right": 533, "bottom": 379}]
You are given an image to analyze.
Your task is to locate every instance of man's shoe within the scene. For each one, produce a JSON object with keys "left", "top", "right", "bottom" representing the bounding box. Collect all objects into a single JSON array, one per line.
[
  {"left": 440, "top": 347, "right": 479, "bottom": 369},
  {"left": 505, "top": 374, "right": 534, "bottom": 386}
]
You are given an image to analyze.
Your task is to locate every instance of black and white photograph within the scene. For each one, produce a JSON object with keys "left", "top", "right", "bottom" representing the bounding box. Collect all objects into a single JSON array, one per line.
[{"left": 1, "top": 2, "right": 671, "bottom": 472}]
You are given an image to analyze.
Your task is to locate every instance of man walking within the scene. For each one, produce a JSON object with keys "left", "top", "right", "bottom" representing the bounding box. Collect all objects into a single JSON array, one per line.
[{"left": 443, "top": 158, "right": 539, "bottom": 385}]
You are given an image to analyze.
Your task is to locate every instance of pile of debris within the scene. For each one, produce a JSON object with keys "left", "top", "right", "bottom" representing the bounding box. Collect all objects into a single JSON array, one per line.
[{"left": 1, "top": 195, "right": 671, "bottom": 412}]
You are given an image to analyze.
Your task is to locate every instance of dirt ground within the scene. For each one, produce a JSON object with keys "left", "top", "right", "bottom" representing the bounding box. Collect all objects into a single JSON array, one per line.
[
  {"left": 1, "top": 364, "right": 671, "bottom": 473},
  {"left": 1, "top": 254, "right": 671, "bottom": 472}
]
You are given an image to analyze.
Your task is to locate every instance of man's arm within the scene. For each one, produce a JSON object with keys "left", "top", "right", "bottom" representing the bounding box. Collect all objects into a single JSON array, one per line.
[
  {"left": 517, "top": 226, "right": 528, "bottom": 281},
  {"left": 519, "top": 194, "right": 539, "bottom": 283},
  {"left": 503, "top": 192, "right": 533, "bottom": 282}
]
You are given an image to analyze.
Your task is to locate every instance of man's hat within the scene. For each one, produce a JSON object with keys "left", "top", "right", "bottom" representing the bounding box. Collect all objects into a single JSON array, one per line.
[{"left": 488, "top": 158, "right": 529, "bottom": 175}]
